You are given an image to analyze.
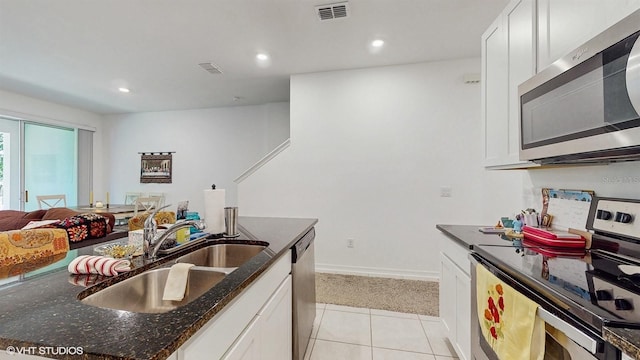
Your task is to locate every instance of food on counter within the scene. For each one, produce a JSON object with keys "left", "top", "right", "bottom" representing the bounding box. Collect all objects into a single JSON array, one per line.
[{"left": 94, "top": 241, "right": 138, "bottom": 259}]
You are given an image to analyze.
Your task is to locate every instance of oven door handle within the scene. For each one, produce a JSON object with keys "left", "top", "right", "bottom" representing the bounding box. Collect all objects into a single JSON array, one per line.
[{"left": 537, "top": 307, "right": 598, "bottom": 354}]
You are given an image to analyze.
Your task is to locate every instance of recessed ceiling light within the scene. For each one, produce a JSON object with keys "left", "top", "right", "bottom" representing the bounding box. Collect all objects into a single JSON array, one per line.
[
  {"left": 256, "top": 53, "right": 269, "bottom": 61},
  {"left": 118, "top": 87, "right": 130, "bottom": 93},
  {"left": 371, "top": 39, "right": 385, "bottom": 48}
]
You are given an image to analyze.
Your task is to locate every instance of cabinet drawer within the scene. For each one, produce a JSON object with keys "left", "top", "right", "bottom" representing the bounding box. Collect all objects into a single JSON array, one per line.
[{"left": 438, "top": 234, "right": 470, "bottom": 275}]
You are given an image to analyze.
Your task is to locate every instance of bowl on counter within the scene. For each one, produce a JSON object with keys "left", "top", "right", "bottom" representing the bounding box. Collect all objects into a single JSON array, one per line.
[
  {"left": 94, "top": 241, "right": 140, "bottom": 259},
  {"left": 500, "top": 218, "right": 514, "bottom": 228}
]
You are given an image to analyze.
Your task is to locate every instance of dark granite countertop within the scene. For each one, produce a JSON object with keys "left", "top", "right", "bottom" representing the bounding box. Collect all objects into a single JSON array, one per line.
[
  {"left": 436, "top": 224, "right": 508, "bottom": 249},
  {"left": 437, "top": 224, "right": 640, "bottom": 359},
  {"left": 0, "top": 216, "right": 317, "bottom": 360},
  {"left": 604, "top": 327, "right": 640, "bottom": 359}
]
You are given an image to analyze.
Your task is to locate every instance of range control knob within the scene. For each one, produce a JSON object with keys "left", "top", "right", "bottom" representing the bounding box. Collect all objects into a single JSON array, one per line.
[
  {"left": 615, "top": 298, "right": 634, "bottom": 311},
  {"left": 615, "top": 212, "right": 634, "bottom": 224},
  {"left": 597, "top": 210, "right": 613, "bottom": 220},
  {"left": 596, "top": 290, "right": 614, "bottom": 301}
]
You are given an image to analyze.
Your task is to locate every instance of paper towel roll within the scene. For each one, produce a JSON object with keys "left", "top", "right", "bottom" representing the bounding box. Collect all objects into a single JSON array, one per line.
[{"left": 204, "top": 188, "right": 226, "bottom": 234}]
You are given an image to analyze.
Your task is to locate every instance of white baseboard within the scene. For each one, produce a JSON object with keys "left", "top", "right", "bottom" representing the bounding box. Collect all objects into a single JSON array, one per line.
[{"left": 316, "top": 263, "right": 440, "bottom": 282}]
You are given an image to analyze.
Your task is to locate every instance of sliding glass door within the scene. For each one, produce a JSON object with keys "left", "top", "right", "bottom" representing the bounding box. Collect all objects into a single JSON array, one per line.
[
  {"left": 0, "top": 117, "right": 89, "bottom": 211},
  {"left": 24, "top": 123, "right": 77, "bottom": 211}
]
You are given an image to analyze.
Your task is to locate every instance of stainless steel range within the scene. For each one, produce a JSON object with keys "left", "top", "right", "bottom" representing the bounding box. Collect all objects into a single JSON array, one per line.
[{"left": 470, "top": 196, "right": 640, "bottom": 360}]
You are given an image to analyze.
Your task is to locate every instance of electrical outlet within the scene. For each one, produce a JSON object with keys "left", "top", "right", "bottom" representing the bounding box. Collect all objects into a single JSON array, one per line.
[
  {"left": 347, "top": 238, "right": 355, "bottom": 248},
  {"left": 440, "top": 186, "right": 452, "bottom": 197}
]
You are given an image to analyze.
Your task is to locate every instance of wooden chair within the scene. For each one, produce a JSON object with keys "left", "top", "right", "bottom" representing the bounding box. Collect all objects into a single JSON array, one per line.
[
  {"left": 133, "top": 196, "right": 161, "bottom": 216},
  {"left": 147, "top": 192, "right": 166, "bottom": 207},
  {"left": 124, "top": 192, "right": 144, "bottom": 205},
  {"left": 37, "top": 194, "right": 67, "bottom": 209}
]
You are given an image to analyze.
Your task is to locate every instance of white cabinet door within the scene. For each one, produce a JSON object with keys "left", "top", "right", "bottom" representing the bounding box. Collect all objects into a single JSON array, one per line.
[
  {"left": 259, "top": 275, "right": 292, "bottom": 360},
  {"left": 222, "top": 316, "right": 261, "bottom": 360},
  {"left": 454, "top": 265, "right": 471, "bottom": 360},
  {"left": 537, "top": 0, "right": 600, "bottom": 70},
  {"left": 538, "top": 0, "right": 640, "bottom": 70},
  {"left": 605, "top": 1, "right": 640, "bottom": 27},
  {"left": 439, "top": 234, "right": 472, "bottom": 360},
  {"left": 482, "top": 0, "right": 538, "bottom": 169},
  {"left": 482, "top": 15, "right": 509, "bottom": 167},
  {"left": 226, "top": 274, "right": 292, "bottom": 360},
  {"left": 439, "top": 253, "right": 456, "bottom": 339},
  {"left": 506, "top": 0, "right": 536, "bottom": 164}
]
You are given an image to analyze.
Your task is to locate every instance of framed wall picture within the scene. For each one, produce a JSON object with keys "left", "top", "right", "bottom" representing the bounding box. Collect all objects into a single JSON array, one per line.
[{"left": 140, "top": 153, "right": 172, "bottom": 183}]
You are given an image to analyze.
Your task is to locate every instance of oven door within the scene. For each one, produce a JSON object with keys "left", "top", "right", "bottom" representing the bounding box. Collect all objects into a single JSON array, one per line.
[{"left": 469, "top": 253, "right": 619, "bottom": 360}]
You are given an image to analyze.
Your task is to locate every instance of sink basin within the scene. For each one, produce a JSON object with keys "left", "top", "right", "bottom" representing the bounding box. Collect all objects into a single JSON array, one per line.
[
  {"left": 174, "top": 244, "right": 267, "bottom": 271},
  {"left": 80, "top": 267, "right": 226, "bottom": 313}
]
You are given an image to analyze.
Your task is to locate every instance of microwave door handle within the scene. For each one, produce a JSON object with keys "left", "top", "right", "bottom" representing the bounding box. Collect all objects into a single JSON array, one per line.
[{"left": 537, "top": 307, "right": 598, "bottom": 353}]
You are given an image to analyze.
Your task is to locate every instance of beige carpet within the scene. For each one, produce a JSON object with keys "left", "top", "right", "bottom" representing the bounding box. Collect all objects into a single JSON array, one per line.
[{"left": 316, "top": 273, "right": 439, "bottom": 316}]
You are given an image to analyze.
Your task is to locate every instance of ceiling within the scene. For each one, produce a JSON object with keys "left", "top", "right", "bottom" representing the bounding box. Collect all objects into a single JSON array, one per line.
[{"left": 0, "top": 0, "right": 509, "bottom": 115}]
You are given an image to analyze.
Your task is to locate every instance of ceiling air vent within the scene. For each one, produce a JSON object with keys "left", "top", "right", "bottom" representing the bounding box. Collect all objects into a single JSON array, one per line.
[
  {"left": 316, "top": 2, "right": 349, "bottom": 21},
  {"left": 198, "top": 62, "right": 223, "bottom": 75}
]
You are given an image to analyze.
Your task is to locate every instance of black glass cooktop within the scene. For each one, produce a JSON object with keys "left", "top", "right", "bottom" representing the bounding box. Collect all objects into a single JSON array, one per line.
[{"left": 473, "top": 235, "right": 640, "bottom": 331}]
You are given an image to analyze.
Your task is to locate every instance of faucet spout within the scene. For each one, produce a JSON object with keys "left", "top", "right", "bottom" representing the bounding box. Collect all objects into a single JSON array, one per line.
[
  {"left": 147, "top": 220, "right": 206, "bottom": 259},
  {"left": 143, "top": 204, "right": 171, "bottom": 258}
]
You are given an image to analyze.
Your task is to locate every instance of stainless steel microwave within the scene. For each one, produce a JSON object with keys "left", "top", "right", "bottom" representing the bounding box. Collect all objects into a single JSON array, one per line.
[{"left": 518, "top": 9, "right": 640, "bottom": 164}]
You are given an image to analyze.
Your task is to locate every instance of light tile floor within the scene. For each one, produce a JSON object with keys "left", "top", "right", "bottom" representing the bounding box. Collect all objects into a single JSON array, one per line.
[{"left": 305, "top": 303, "right": 459, "bottom": 360}]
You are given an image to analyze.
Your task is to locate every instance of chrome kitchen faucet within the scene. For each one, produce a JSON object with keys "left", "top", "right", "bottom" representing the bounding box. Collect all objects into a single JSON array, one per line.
[{"left": 143, "top": 204, "right": 206, "bottom": 259}]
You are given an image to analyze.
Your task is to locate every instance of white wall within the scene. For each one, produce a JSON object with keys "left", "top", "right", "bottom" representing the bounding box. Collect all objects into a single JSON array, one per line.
[
  {"left": 102, "top": 102, "right": 289, "bottom": 214},
  {"left": 238, "top": 59, "right": 523, "bottom": 280},
  {"left": 0, "top": 89, "right": 107, "bottom": 205}
]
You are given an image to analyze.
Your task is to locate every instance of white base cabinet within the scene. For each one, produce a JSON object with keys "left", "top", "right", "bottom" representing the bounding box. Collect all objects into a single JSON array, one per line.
[
  {"left": 222, "top": 276, "right": 292, "bottom": 360},
  {"left": 439, "top": 235, "right": 471, "bottom": 360},
  {"left": 176, "top": 252, "right": 292, "bottom": 360},
  {"left": 257, "top": 275, "right": 293, "bottom": 360},
  {"left": 222, "top": 315, "right": 261, "bottom": 360}
]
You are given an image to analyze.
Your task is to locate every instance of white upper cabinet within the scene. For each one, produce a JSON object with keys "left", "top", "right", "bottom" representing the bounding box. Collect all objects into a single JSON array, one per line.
[
  {"left": 482, "top": 16, "right": 508, "bottom": 167},
  {"left": 537, "top": 0, "right": 640, "bottom": 71},
  {"left": 482, "top": 0, "right": 538, "bottom": 169},
  {"left": 506, "top": 0, "right": 536, "bottom": 161}
]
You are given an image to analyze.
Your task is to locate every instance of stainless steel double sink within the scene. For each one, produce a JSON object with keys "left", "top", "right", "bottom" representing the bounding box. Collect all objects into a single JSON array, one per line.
[{"left": 80, "top": 243, "right": 267, "bottom": 313}]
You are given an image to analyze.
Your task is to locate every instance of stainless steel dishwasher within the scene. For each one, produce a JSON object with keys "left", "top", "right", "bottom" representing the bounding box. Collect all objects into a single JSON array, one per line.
[{"left": 291, "top": 227, "right": 316, "bottom": 360}]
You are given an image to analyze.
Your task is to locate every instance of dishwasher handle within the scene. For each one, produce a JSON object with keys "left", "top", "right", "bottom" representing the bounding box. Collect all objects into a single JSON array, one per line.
[{"left": 292, "top": 228, "right": 316, "bottom": 263}]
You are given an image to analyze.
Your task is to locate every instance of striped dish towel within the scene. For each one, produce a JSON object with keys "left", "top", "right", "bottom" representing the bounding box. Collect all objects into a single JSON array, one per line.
[{"left": 68, "top": 255, "right": 131, "bottom": 276}]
